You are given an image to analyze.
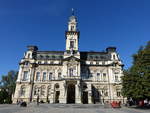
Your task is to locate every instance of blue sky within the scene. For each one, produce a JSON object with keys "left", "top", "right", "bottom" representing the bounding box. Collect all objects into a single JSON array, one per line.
[{"left": 0, "top": 0, "right": 150, "bottom": 78}]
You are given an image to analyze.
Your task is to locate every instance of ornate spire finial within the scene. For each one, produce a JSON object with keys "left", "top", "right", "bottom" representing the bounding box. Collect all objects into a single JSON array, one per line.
[{"left": 71, "top": 8, "right": 74, "bottom": 16}]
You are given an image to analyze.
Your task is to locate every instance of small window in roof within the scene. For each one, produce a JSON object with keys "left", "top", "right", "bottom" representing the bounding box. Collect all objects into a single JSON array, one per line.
[
  {"left": 46, "top": 55, "right": 49, "bottom": 59},
  {"left": 59, "top": 56, "right": 62, "bottom": 59},
  {"left": 100, "top": 56, "right": 105, "bottom": 59},
  {"left": 95, "top": 56, "right": 99, "bottom": 59},
  {"left": 52, "top": 55, "right": 55, "bottom": 59},
  {"left": 90, "top": 56, "right": 93, "bottom": 59},
  {"left": 40, "top": 55, "right": 43, "bottom": 58}
]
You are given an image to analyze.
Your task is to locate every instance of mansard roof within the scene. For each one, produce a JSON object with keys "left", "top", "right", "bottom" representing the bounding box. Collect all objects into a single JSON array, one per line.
[
  {"left": 80, "top": 51, "right": 111, "bottom": 61},
  {"left": 36, "top": 51, "right": 64, "bottom": 60},
  {"left": 35, "top": 50, "right": 111, "bottom": 61}
]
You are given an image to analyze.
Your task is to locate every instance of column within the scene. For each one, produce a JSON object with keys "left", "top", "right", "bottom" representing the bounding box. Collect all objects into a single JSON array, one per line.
[
  {"left": 59, "top": 82, "right": 66, "bottom": 103},
  {"left": 13, "top": 84, "right": 20, "bottom": 103},
  {"left": 29, "top": 65, "right": 36, "bottom": 82},
  {"left": 63, "top": 81, "right": 67, "bottom": 103},
  {"left": 88, "top": 83, "right": 92, "bottom": 104},
  {"left": 50, "top": 83, "right": 55, "bottom": 103},
  {"left": 16, "top": 66, "right": 23, "bottom": 82},
  {"left": 27, "top": 85, "right": 32, "bottom": 102}
]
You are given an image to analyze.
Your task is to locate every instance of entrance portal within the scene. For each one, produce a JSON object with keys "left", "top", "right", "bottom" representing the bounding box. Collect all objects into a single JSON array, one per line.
[
  {"left": 92, "top": 86, "right": 101, "bottom": 104},
  {"left": 55, "top": 91, "right": 60, "bottom": 103},
  {"left": 67, "top": 84, "right": 75, "bottom": 103},
  {"left": 82, "top": 91, "right": 88, "bottom": 104}
]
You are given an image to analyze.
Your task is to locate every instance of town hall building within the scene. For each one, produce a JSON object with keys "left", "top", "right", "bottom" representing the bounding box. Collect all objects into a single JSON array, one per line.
[{"left": 13, "top": 11, "right": 124, "bottom": 104}]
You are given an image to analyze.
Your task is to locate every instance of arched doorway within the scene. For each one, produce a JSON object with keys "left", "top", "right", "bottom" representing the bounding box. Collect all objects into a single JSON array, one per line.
[
  {"left": 82, "top": 91, "right": 88, "bottom": 104},
  {"left": 92, "top": 85, "right": 101, "bottom": 104},
  {"left": 81, "top": 84, "right": 88, "bottom": 104},
  {"left": 67, "top": 84, "right": 75, "bottom": 103},
  {"left": 55, "top": 91, "right": 60, "bottom": 103}
]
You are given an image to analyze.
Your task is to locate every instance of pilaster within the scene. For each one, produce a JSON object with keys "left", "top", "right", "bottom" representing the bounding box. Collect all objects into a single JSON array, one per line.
[{"left": 75, "top": 81, "right": 81, "bottom": 103}]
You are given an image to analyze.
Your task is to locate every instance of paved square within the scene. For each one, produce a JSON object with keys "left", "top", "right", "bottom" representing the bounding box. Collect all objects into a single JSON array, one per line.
[{"left": 0, "top": 104, "right": 149, "bottom": 113}]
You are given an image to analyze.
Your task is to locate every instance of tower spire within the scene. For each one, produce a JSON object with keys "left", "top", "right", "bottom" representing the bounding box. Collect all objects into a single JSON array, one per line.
[{"left": 71, "top": 8, "right": 74, "bottom": 16}]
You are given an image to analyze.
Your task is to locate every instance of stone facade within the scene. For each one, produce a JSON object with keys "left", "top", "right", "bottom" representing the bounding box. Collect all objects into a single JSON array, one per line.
[{"left": 13, "top": 12, "right": 125, "bottom": 104}]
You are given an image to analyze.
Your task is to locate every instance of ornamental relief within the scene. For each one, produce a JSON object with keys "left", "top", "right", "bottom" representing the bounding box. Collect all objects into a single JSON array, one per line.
[
  {"left": 112, "top": 68, "right": 120, "bottom": 74},
  {"left": 36, "top": 66, "right": 62, "bottom": 72},
  {"left": 88, "top": 67, "right": 106, "bottom": 73},
  {"left": 67, "top": 60, "right": 78, "bottom": 66}
]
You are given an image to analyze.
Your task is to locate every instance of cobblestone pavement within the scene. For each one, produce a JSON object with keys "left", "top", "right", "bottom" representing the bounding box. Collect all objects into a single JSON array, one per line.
[{"left": 0, "top": 104, "right": 150, "bottom": 113}]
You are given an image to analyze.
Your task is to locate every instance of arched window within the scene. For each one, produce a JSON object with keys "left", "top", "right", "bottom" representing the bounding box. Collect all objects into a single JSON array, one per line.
[
  {"left": 22, "top": 71, "right": 28, "bottom": 81},
  {"left": 20, "top": 86, "right": 26, "bottom": 96},
  {"left": 55, "top": 83, "right": 59, "bottom": 89}
]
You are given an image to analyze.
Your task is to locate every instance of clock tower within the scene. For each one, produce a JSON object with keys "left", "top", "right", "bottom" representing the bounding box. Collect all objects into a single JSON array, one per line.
[{"left": 65, "top": 9, "right": 80, "bottom": 58}]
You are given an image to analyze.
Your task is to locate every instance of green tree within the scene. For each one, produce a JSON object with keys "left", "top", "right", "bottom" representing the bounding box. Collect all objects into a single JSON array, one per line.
[
  {"left": 0, "top": 70, "right": 18, "bottom": 104},
  {"left": 122, "top": 41, "right": 150, "bottom": 101}
]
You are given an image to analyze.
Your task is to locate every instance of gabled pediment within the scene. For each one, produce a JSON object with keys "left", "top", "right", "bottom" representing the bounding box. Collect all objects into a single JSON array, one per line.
[{"left": 63, "top": 56, "right": 80, "bottom": 62}]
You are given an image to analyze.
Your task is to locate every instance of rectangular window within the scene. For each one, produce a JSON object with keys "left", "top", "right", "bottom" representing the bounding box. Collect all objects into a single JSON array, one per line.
[
  {"left": 71, "top": 26, "right": 74, "bottom": 31},
  {"left": 43, "top": 72, "right": 47, "bottom": 81},
  {"left": 23, "top": 71, "right": 28, "bottom": 81},
  {"left": 69, "top": 68, "right": 74, "bottom": 76},
  {"left": 49, "top": 73, "right": 53, "bottom": 80},
  {"left": 70, "top": 41, "right": 74, "bottom": 48},
  {"left": 115, "top": 75, "right": 119, "bottom": 82},
  {"left": 103, "top": 73, "right": 106, "bottom": 81},
  {"left": 97, "top": 73, "right": 100, "bottom": 76},
  {"left": 113, "top": 55, "right": 116, "bottom": 60},
  {"left": 58, "top": 72, "right": 61, "bottom": 79},
  {"left": 117, "top": 91, "right": 121, "bottom": 97},
  {"left": 97, "top": 73, "right": 100, "bottom": 81},
  {"left": 20, "top": 87, "right": 26, "bottom": 96},
  {"left": 36, "top": 72, "right": 40, "bottom": 81}
]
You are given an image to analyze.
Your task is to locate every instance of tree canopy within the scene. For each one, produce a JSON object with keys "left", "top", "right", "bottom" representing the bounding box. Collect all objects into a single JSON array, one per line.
[
  {"left": 122, "top": 41, "right": 150, "bottom": 100},
  {"left": 0, "top": 70, "right": 17, "bottom": 104}
]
